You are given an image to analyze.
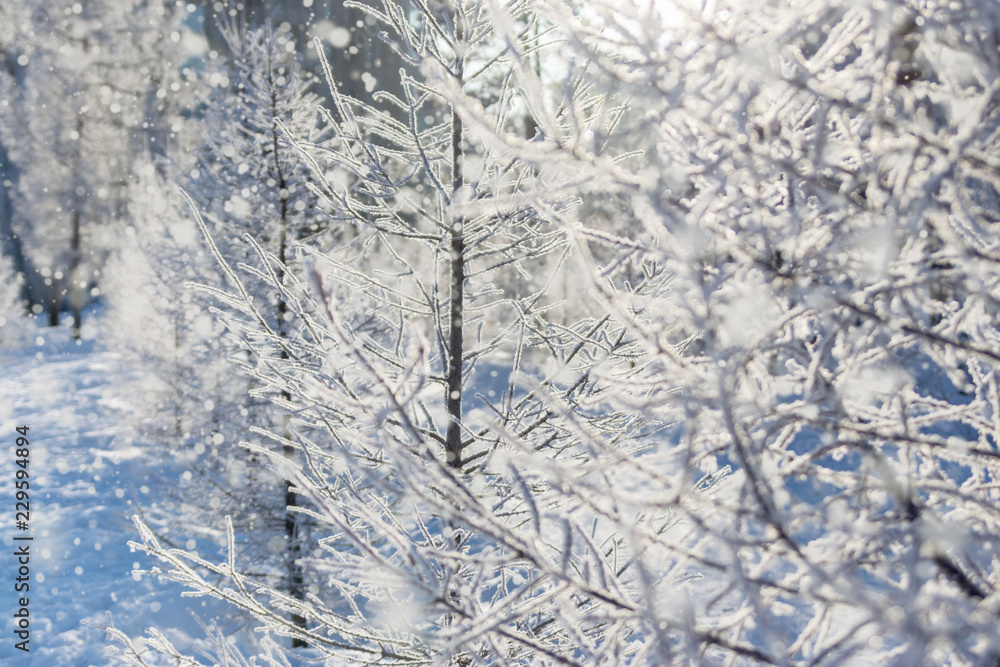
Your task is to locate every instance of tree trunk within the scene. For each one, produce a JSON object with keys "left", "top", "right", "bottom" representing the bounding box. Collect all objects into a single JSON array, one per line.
[
  {"left": 67, "top": 112, "right": 85, "bottom": 340},
  {"left": 268, "top": 49, "right": 307, "bottom": 647},
  {"left": 444, "top": 16, "right": 466, "bottom": 470},
  {"left": 69, "top": 207, "right": 82, "bottom": 339},
  {"left": 47, "top": 290, "right": 59, "bottom": 327}
]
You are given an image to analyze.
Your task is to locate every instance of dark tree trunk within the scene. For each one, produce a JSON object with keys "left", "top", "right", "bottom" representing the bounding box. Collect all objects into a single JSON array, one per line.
[
  {"left": 267, "top": 49, "right": 307, "bottom": 647},
  {"left": 47, "top": 293, "right": 59, "bottom": 327},
  {"left": 444, "top": 20, "right": 466, "bottom": 470},
  {"left": 69, "top": 207, "right": 82, "bottom": 339}
]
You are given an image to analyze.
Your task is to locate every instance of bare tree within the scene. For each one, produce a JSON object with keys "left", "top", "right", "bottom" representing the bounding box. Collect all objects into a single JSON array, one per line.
[
  {"left": 112, "top": 0, "right": 1000, "bottom": 665},
  {"left": 106, "top": 22, "right": 327, "bottom": 647}
]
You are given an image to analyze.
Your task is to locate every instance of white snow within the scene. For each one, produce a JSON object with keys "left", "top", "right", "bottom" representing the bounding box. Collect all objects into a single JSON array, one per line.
[{"left": 0, "top": 321, "right": 230, "bottom": 666}]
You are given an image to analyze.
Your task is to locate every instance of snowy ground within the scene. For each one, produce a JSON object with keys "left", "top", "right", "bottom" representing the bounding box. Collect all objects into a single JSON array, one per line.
[{"left": 0, "top": 321, "right": 229, "bottom": 666}]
